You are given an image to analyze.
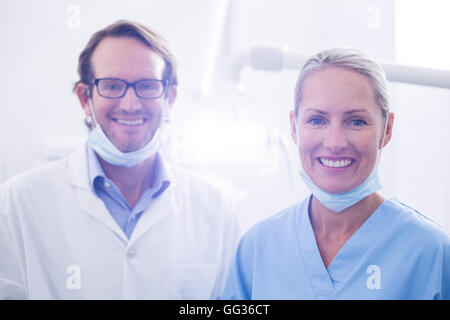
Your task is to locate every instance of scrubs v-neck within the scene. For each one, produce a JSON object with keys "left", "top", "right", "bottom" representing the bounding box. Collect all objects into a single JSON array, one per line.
[{"left": 222, "top": 196, "right": 449, "bottom": 299}]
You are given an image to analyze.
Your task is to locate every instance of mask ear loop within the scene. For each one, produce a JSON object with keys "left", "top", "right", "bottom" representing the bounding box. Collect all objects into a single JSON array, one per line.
[
  {"left": 87, "top": 86, "right": 98, "bottom": 129},
  {"left": 294, "top": 109, "right": 300, "bottom": 146},
  {"left": 294, "top": 112, "right": 306, "bottom": 176},
  {"left": 374, "top": 113, "right": 390, "bottom": 172},
  {"left": 379, "top": 114, "right": 389, "bottom": 150}
]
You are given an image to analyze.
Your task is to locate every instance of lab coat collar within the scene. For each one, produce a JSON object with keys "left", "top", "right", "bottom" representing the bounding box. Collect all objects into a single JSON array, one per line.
[
  {"left": 68, "top": 144, "right": 176, "bottom": 190},
  {"left": 68, "top": 145, "right": 128, "bottom": 243},
  {"left": 129, "top": 156, "right": 177, "bottom": 245},
  {"left": 86, "top": 144, "right": 171, "bottom": 199},
  {"left": 68, "top": 144, "right": 91, "bottom": 191},
  {"left": 68, "top": 144, "right": 177, "bottom": 246}
]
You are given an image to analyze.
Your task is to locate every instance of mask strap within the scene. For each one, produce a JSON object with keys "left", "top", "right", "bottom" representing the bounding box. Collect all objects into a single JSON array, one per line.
[
  {"left": 373, "top": 114, "right": 390, "bottom": 173},
  {"left": 87, "top": 90, "right": 98, "bottom": 129},
  {"left": 294, "top": 113, "right": 300, "bottom": 146},
  {"left": 379, "top": 115, "right": 389, "bottom": 150}
]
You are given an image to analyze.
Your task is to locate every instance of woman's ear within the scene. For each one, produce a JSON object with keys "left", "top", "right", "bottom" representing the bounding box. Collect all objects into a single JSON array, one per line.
[
  {"left": 289, "top": 110, "right": 298, "bottom": 145},
  {"left": 381, "top": 112, "right": 394, "bottom": 149}
]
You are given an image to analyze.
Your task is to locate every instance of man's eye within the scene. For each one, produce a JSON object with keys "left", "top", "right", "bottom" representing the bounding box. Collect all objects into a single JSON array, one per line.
[
  {"left": 101, "top": 82, "right": 122, "bottom": 91},
  {"left": 139, "top": 81, "right": 161, "bottom": 91}
]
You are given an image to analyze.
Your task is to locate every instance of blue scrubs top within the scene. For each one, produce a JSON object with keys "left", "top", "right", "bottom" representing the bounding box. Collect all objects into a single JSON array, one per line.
[{"left": 222, "top": 196, "right": 449, "bottom": 300}]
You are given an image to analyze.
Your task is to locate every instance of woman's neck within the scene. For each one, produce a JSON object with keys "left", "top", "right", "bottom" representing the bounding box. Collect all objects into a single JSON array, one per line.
[{"left": 309, "top": 192, "right": 385, "bottom": 237}]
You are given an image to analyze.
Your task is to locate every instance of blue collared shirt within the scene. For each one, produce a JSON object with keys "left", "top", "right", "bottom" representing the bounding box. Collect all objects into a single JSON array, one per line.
[{"left": 86, "top": 145, "right": 170, "bottom": 239}]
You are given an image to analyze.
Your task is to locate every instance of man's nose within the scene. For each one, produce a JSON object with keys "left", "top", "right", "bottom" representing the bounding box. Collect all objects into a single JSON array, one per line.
[
  {"left": 119, "top": 86, "right": 142, "bottom": 113},
  {"left": 323, "top": 124, "right": 348, "bottom": 152}
]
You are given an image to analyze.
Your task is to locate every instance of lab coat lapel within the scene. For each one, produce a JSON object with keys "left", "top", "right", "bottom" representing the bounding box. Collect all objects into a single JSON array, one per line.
[
  {"left": 68, "top": 145, "right": 128, "bottom": 243},
  {"left": 128, "top": 188, "right": 174, "bottom": 245},
  {"left": 128, "top": 163, "right": 177, "bottom": 245},
  {"left": 296, "top": 196, "right": 335, "bottom": 298}
]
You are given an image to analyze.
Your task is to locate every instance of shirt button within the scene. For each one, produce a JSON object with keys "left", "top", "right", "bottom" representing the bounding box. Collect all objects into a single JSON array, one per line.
[
  {"left": 127, "top": 249, "right": 136, "bottom": 258},
  {"left": 104, "top": 181, "right": 111, "bottom": 188}
]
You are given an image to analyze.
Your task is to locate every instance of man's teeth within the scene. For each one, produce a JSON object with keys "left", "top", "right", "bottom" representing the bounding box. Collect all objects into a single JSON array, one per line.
[
  {"left": 115, "top": 119, "right": 144, "bottom": 126},
  {"left": 320, "top": 158, "right": 352, "bottom": 168}
]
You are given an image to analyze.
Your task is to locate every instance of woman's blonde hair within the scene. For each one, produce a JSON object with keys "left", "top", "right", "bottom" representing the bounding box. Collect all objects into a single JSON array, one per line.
[{"left": 294, "top": 48, "right": 389, "bottom": 118}]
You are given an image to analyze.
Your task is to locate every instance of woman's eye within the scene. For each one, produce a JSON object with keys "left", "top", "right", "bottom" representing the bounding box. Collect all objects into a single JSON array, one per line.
[
  {"left": 350, "top": 119, "right": 366, "bottom": 127},
  {"left": 308, "top": 118, "right": 325, "bottom": 126}
]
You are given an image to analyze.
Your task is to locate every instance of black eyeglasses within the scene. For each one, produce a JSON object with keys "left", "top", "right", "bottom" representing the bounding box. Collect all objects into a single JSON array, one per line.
[{"left": 92, "top": 78, "right": 168, "bottom": 99}]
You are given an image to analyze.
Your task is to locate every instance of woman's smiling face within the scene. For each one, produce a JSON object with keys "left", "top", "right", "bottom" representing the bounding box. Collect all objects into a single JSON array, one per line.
[{"left": 290, "top": 67, "right": 392, "bottom": 194}]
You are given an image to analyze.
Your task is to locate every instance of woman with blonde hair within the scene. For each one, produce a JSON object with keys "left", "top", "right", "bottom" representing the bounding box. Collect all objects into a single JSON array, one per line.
[{"left": 222, "top": 48, "right": 449, "bottom": 300}]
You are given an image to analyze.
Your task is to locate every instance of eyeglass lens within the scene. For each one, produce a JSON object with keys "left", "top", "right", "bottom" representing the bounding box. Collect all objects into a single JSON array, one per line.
[{"left": 97, "top": 79, "right": 164, "bottom": 98}]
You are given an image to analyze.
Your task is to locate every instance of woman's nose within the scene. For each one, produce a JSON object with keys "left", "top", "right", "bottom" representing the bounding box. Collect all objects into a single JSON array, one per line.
[{"left": 323, "top": 124, "right": 348, "bottom": 153}]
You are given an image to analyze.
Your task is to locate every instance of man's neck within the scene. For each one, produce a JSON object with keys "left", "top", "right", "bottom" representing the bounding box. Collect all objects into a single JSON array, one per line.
[{"left": 98, "top": 155, "right": 157, "bottom": 208}]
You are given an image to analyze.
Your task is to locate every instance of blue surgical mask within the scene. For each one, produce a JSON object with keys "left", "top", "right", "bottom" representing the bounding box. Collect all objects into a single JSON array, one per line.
[
  {"left": 296, "top": 117, "right": 388, "bottom": 212},
  {"left": 299, "top": 167, "right": 382, "bottom": 213},
  {"left": 86, "top": 100, "right": 161, "bottom": 167}
]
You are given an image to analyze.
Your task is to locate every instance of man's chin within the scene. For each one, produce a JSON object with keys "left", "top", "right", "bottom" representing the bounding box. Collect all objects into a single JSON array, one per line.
[
  {"left": 118, "top": 144, "right": 143, "bottom": 153},
  {"left": 109, "top": 139, "right": 143, "bottom": 153},
  {"left": 109, "top": 132, "right": 154, "bottom": 153}
]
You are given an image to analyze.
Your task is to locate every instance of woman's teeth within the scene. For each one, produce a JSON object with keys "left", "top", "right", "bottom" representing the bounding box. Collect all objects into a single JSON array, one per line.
[
  {"left": 114, "top": 119, "right": 144, "bottom": 126},
  {"left": 320, "top": 158, "right": 353, "bottom": 168}
]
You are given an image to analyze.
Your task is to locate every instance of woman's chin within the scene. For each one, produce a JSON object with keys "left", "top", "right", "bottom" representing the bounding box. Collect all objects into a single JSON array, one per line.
[{"left": 316, "top": 182, "right": 357, "bottom": 194}]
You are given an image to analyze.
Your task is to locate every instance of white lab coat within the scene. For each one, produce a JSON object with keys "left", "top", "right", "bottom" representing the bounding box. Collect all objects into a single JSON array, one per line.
[{"left": 0, "top": 146, "right": 241, "bottom": 299}]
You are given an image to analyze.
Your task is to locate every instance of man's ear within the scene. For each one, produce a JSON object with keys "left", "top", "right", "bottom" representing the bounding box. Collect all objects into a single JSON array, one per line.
[
  {"left": 165, "top": 85, "right": 177, "bottom": 110},
  {"left": 75, "top": 83, "right": 92, "bottom": 117}
]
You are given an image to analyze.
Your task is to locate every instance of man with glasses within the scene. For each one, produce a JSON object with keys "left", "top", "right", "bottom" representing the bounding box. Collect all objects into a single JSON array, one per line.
[{"left": 0, "top": 20, "right": 240, "bottom": 299}]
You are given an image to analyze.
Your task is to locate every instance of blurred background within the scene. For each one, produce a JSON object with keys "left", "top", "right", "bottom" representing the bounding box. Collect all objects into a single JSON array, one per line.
[{"left": 1, "top": 0, "right": 449, "bottom": 232}]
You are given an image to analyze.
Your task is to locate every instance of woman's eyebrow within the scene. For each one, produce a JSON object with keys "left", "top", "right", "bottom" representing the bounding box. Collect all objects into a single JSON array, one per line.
[
  {"left": 303, "top": 108, "right": 328, "bottom": 114},
  {"left": 344, "top": 109, "right": 370, "bottom": 114},
  {"left": 302, "top": 108, "right": 370, "bottom": 115}
]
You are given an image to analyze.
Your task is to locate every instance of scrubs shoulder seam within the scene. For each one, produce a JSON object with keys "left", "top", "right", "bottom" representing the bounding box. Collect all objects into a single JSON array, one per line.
[{"left": 389, "top": 198, "right": 449, "bottom": 239}]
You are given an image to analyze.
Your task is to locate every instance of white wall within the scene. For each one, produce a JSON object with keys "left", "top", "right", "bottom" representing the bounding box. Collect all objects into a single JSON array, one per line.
[{"left": 387, "top": 83, "right": 450, "bottom": 232}]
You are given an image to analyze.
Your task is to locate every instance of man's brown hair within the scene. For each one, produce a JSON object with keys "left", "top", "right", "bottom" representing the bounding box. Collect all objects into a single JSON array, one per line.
[{"left": 73, "top": 19, "right": 177, "bottom": 95}]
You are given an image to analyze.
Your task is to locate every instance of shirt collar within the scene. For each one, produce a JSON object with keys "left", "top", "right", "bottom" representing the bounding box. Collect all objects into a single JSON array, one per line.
[{"left": 86, "top": 144, "right": 170, "bottom": 198}]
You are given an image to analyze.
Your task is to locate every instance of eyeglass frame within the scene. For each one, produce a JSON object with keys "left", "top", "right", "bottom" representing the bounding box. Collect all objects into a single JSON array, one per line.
[{"left": 90, "top": 78, "right": 168, "bottom": 99}]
